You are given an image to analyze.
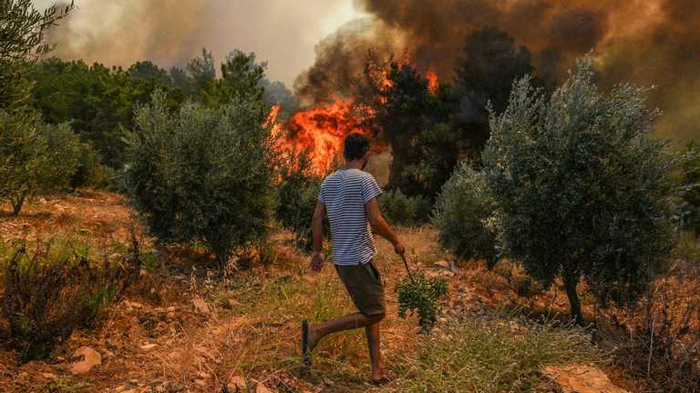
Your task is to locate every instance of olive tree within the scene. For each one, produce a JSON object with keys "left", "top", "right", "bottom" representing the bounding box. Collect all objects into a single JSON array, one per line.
[
  {"left": 125, "top": 91, "right": 276, "bottom": 264},
  {"left": 433, "top": 162, "right": 499, "bottom": 265},
  {"left": 483, "top": 58, "right": 677, "bottom": 323}
]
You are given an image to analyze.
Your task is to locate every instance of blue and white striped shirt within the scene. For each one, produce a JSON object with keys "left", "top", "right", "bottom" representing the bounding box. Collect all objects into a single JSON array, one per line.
[{"left": 319, "top": 169, "right": 383, "bottom": 266}]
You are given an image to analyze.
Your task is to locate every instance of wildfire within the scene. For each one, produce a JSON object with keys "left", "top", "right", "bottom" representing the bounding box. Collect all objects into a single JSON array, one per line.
[
  {"left": 427, "top": 69, "right": 439, "bottom": 94},
  {"left": 270, "top": 62, "right": 438, "bottom": 175},
  {"left": 272, "top": 100, "right": 372, "bottom": 174}
]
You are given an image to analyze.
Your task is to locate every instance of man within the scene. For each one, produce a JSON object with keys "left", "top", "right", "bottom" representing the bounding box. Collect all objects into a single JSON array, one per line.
[{"left": 301, "top": 133, "right": 405, "bottom": 385}]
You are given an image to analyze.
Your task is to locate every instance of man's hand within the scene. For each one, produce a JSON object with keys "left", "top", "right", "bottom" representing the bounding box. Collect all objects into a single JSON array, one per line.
[
  {"left": 394, "top": 242, "right": 406, "bottom": 257},
  {"left": 309, "top": 251, "right": 325, "bottom": 272}
]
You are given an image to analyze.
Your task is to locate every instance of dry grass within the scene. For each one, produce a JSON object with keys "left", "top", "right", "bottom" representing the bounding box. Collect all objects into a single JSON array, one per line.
[{"left": 0, "top": 194, "right": 617, "bottom": 392}]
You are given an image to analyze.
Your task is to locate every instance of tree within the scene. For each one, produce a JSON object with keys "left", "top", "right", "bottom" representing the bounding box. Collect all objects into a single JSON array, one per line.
[
  {"left": 204, "top": 50, "right": 266, "bottom": 107},
  {"left": 374, "top": 62, "right": 462, "bottom": 199},
  {"left": 452, "top": 27, "right": 538, "bottom": 161},
  {"left": 0, "top": 0, "right": 72, "bottom": 111},
  {"left": 125, "top": 91, "right": 276, "bottom": 264},
  {"left": 483, "top": 58, "right": 677, "bottom": 323},
  {"left": 259, "top": 78, "right": 299, "bottom": 119},
  {"left": 0, "top": 110, "right": 45, "bottom": 215},
  {"left": 186, "top": 48, "right": 216, "bottom": 94}
]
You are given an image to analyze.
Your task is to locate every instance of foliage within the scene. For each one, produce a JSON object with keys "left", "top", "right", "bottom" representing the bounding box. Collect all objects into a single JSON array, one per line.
[
  {"left": 455, "top": 27, "right": 537, "bottom": 116},
  {"left": 433, "top": 162, "right": 499, "bottom": 265},
  {"left": 259, "top": 78, "right": 299, "bottom": 119},
  {"left": 0, "top": 0, "right": 72, "bottom": 111},
  {"left": 37, "top": 122, "right": 81, "bottom": 193},
  {"left": 483, "top": 57, "right": 677, "bottom": 323},
  {"left": 0, "top": 109, "right": 45, "bottom": 214},
  {"left": 392, "top": 313, "right": 600, "bottom": 392},
  {"left": 379, "top": 189, "right": 431, "bottom": 226},
  {"left": 29, "top": 58, "right": 182, "bottom": 168},
  {"left": 0, "top": 0, "right": 73, "bottom": 61},
  {"left": 211, "top": 50, "right": 265, "bottom": 105},
  {"left": 676, "top": 142, "right": 700, "bottom": 233},
  {"left": 1, "top": 235, "right": 142, "bottom": 360},
  {"left": 275, "top": 152, "right": 323, "bottom": 251},
  {"left": 70, "top": 142, "right": 104, "bottom": 190},
  {"left": 396, "top": 273, "right": 448, "bottom": 331},
  {"left": 125, "top": 91, "right": 276, "bottom": 264},
  {"left": 372, "top": 27, "right": 537, "bottom": 200}
]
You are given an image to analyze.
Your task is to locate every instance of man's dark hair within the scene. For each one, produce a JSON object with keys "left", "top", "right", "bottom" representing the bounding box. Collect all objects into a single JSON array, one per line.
[{"left": 343, "top": 133, "right": 370, "bottom": 161}]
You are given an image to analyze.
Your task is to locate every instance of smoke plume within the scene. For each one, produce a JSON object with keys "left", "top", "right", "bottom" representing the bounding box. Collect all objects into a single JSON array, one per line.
[
  {"left": 41, "top": 0, "right": 359, "bottom": 85},
  {"left": 295, "top": 0, "right": 700, "bottom": 140}
]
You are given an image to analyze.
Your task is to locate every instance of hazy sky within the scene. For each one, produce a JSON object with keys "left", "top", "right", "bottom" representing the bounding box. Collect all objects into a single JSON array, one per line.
[{"left": 33, "top": 0, "right": 367, "bottom": 85}]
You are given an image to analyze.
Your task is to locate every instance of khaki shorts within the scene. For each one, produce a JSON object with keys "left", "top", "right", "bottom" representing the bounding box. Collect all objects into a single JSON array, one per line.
[{"left": 335, "top": 261, "right": 386, "bottom": 317}]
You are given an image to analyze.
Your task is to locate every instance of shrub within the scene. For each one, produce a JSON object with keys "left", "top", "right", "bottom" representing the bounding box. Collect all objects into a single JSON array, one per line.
[
  {"left": 275, "top": 151, "right": 323, "bottom": 251},
  {"left": 1, "top": 235, "right": 142, "bottom": 360},
  {"left": 380, "top": 189, "right": 431, "bottom": 226},
  {"left": 433, "top": 162, "right": 499, "bottom": 265},
  {"left": 37, "top": 122, "right": 81, "bottom": 192},
  {"left": 70, "top": 142, "right": 104, "bottom": 190},
  {"left": 396, "top": 273, "right": 448, "bottom": 332},
  {"left": 613, "top": 263, "right": 700, "bottom": 392},
  {"left": 483, "top": 57, "right": 677, "bottom": 323},
  {"left": 125, "top": 91, "right": 276, "bottom": 264}
]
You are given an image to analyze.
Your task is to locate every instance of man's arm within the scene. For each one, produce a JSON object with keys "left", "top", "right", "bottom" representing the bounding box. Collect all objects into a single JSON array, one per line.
[
  {"left": 365, "top": 198, "right": 405, "bottom": 256},
  {"left": 310, "top": 201, "right": 326, "bottom": 272}
]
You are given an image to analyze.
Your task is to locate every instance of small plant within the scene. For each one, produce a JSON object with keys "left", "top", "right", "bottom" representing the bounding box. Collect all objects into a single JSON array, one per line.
[
  {"left": 395, "top": 257, "right": 448, "bottom": 332},
  {"left": 1, "top": 233, "right": 142, "bottom": 360}
]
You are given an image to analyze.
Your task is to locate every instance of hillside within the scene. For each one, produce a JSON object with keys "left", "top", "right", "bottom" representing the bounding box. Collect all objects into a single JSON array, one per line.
[{"left": 0, "top": 192, "right": 644, "bottom": 392}]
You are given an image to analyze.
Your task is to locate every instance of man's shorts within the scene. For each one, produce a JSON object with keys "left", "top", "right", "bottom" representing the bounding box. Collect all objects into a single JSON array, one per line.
[{"left": 334, "top": 261, "right": 386, "bottom": 317}]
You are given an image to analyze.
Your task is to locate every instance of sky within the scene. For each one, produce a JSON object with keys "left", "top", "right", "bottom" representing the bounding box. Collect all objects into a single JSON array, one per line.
[{"left": 33, "top": 0, "right": 368, "bottom": 85}]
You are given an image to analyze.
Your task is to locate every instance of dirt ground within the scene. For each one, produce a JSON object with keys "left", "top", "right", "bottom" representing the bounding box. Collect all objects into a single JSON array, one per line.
[{"left": 0, "top": 192, "right": 640, "bottom": 392}]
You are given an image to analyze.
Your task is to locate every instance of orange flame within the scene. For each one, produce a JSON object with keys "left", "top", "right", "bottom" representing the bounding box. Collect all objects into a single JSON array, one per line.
[
  {"left": 273, "top": 100, "right": 373, "bottom": 174},
  {"left": 427, "top": 69, "right": 439, "bottom": 94},
  {"left": 271, "top": 60, "right": 436, "bottom": 175}
]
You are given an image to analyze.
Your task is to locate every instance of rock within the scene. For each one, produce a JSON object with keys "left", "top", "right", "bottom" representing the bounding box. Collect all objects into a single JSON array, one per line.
[
  {"left": 140, "top": 343, "right": 157, "bottom": 351},
  {"left": 434, "top": 260, "right": 450, "bottom": 269},
  {"left": 192, "top": 298, "right": 210, "bottom": 314},
  {"left": 41, "top": 372, "right": 57, "bottom": 379},
  {"left": 226, "top": 376, "right": 247, "bottom": 391},
  {"left": 252, "top": 380, "right": 275, "bottom": 393},
  {"left": 124, "top": 300, "right": 144, "bottom": 310},
  {"left": 542, "top": 365, "right": 629, "bottom": 393},
  {"left": 69, "top": 346, "right": 102, "bottom": 374}
]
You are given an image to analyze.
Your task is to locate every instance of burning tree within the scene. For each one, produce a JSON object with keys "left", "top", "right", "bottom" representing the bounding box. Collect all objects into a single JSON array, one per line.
[{"left": 483, "top": 58, "right": 677, "bottom": 323}]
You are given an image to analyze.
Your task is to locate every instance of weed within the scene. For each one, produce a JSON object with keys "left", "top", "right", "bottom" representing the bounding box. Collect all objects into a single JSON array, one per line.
[{"left": 390, "top": 312, "right": 601, "bottom": 392}]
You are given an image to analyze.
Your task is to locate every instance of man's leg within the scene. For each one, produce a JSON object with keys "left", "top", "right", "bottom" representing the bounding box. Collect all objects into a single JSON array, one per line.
[
  {"left": 308, "top": 312, "right": 384, "bottom": 351},
  {"left": 365, "top": 321, "right": 384, "bottom": 381}
]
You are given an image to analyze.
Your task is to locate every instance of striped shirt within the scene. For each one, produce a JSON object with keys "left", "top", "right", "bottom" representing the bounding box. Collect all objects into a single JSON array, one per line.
[{"left": 319, "top": 169, "right": 383, "bottom": 266}]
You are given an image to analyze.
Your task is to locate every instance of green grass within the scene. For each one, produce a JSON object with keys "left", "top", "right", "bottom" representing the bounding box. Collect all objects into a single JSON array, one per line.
[{"left": 388, "top": 312, "right": 602, "bottom": 393}]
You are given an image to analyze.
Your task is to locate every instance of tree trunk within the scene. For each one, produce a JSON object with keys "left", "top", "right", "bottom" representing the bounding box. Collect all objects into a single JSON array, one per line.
[
  {"left": 11, "top": 193, "right": 26, "bottom": 216},
  {"left": 563, "top": 270, "right": 584, "bottom": 325}
]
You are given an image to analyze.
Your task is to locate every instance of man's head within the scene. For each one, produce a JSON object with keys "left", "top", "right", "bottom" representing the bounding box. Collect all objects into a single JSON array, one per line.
[{"left": 343, "top": 133, "right": 370, "bottom": 163}]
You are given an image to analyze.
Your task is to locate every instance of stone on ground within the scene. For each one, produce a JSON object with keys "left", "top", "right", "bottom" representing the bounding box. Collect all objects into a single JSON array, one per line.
[
  {"left": 69, "top": 346, "right": 102, "bottom": 374},
  {"left": 542, "top": 364, "right": 628, "bottom": 393}
]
